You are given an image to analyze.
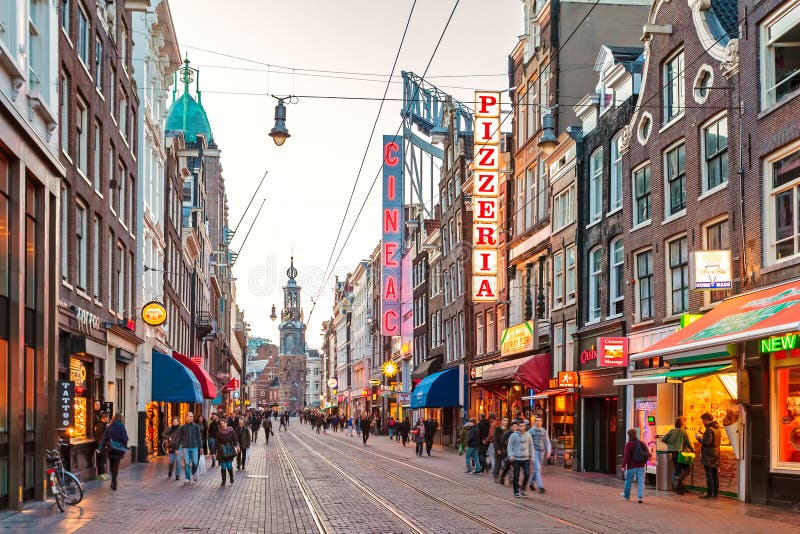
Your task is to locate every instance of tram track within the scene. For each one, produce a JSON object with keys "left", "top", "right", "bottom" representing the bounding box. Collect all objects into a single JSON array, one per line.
[{"left": 305, "top": 428, "right": 607, "bottom": 533}]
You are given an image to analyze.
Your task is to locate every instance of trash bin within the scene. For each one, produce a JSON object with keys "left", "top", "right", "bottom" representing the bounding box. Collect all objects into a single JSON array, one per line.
[{"left": 656, "top": 450, "right": 674, "bottom": 491}]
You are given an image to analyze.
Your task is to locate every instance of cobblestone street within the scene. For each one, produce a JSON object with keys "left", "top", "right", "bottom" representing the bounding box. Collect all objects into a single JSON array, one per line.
[{"left": 0, "top": 419, "right": 797, "bottom": 533}]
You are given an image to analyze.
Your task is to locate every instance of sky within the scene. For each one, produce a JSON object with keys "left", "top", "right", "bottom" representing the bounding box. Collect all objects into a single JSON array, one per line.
[{"left": 168, "top": 0, "right": 523, "bottom": 347}]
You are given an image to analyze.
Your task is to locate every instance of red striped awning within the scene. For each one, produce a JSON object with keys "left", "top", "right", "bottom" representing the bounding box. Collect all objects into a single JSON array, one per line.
[{"left": 172, "top": 352, "right": 217, "bottom": 399}]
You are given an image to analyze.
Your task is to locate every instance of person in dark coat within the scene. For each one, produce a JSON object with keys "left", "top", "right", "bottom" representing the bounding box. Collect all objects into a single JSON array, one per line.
[
  {"left": 359, "top": 414, "right": 371, "bottom": 445},
  {"left": 492, "top": 417, "right": 509, "bottom": 482},
  {"left": 163, "top": 417, "right": 182, "bottom": 480},
  {"left": 93, "top": 412, "right": 109, "bottom": 480},
  {"left": 178, "top": 412, "right": 202, "bottom": 484},
  {"left": 216, "top": 419, "right": 239, "bottom": 486},
  {"left": 197, "top": 415, "right": 209, "bottom": 455},
  {"left": 262, "top": 417, "right": 274, "bottom": 445},
  {"left": 399, "top": 417, "right": 411, "bottom": 447},
  {"left": 235, "top": 418, "right": 252, "bottom": 470},
  {"left": 423, "top": 416, "right": 438, "bottom": 456},
  {"left": 697, "top": 412, "right": 722, "bottom": 499},
  {"left": 249, "top": 412, "right": 261, "bottom": 442},
  {"left": 476, "top": 414, "right": 491, "bottom": 471},
  {"left": 97, "top": 413, "right": 129, "bottom": 490},
  {"left": 208, "top": 414, "right": 220, "bottom": 467}
]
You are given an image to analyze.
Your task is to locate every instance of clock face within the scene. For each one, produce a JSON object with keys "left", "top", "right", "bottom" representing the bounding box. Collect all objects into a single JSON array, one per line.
[{"left": 281, "top": 310, "right": 291, "bottom": 322}]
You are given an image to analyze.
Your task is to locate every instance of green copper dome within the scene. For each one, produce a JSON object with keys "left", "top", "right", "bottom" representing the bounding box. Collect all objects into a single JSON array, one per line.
[{"left": 165, "top": 92, "right": 213, "bottom": 143}]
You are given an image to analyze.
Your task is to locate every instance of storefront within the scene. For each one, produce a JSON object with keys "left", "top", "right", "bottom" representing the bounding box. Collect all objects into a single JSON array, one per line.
[
  {"left": 150, "top": 351, "right": 203, "bottom": 445},
  {"left": 475, "top": 353, "right": 550, "bottom": 421},
  {"left": 410, "top": 367, "right": 461, "bottom": 446},
  {"left": 527, "top": 374, "right": 576, "bottom": 469}
]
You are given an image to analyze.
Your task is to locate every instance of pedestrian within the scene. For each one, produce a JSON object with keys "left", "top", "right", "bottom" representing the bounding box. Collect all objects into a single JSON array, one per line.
[
  {"left": 93, "top": 412, "right": 110, "bottom": 481},
  {"left": 697, "top": 412, "right": 722, "bottom": 499},
  {"left": 507, "top": 419, "right": 533, "bottom": 497},
  {"left": 621, "top": 428, "right": 650, "bottom": 503},
  {"left": 497, "top": 420, "right": 517, "bottom": 485},
  {"left": 208, "top": 413, "right": 220, "bottom": 467},
  {"left": 477, "top": 414, "right": 491, "bottom": 471},
  {"left": 279, "top": 413, "right": 288, "bottom": 432},
  {"left": 323, "top": 415, "right": 330, "bottom": 434},
  {"left": 359, "top": 413, "right": 371, "bottom": 445},
  {"left": 178, "top": 412, "right": 202, "bottom": 484},
  {"left": 412, "top": 419, "right": 425, "bottom": 456},
  {"left": 528, "top": 416, "right": 551, "bottom": 493},
  {"left": 661, "top": 416, "right": 694, "bottom": 494},
  {"left": 463, "top": 419, "right": 481, "bottom": 474},
  {"left": 423, "top": 416, "right": 438, "bottom": 456},
  {"left": 399, "top": 417, "right": 410, "bottom": 447},
  {"left": 197, "top": 415, "right": 209, "bottom": 457},
  {"left": 262, "top": 416, "right": 274, "bottom": 445},
  {"left": 375, "top": 416, "right": 382, "bottom": 436},
  {"left": 331, "top": 414, "right": 339, "bottom": 433},
  {"left": 492, "top": 417, "right": 509, "bottom": 482},
  {"left": 163, "top": 417, "right": 182, "bottom": 480},
  {"left": 216, "top": 419, "right": 239, "bottom": 487},
  {"left": 355, "top": 415, "right": 361, "bottom": 437},
  {"left": 97, "top": 413, "right": 128, "bottom": 491},
  {"left": 250, "top": 411, "right": 261, "bottom": 443},
  {"left": 235, "top": 418, "right": 252, "bottom": 470},
  {"left": 388, "top": 416, "right": 397, "bottom": 440}
]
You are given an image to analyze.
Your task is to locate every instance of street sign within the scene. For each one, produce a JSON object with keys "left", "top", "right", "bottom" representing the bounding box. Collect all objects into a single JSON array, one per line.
[{"left": 58, "top": 381, "right": 75, "bottom": 430}]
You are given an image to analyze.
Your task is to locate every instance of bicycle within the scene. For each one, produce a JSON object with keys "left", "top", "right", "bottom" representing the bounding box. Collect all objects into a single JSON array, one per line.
[{"left": 44, "top": 439, "right": 84, "bottom": 512}]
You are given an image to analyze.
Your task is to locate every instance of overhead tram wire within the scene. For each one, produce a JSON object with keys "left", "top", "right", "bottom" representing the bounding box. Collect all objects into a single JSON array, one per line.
[
  {"left": 228, "top": 169, "right": 268, "bottom": 245},
  {"left": 314, "top": 0, "right": 420, "bottom": 310},
  {"left": 307, "top": 0, "right": 462, "bottom": 324}
]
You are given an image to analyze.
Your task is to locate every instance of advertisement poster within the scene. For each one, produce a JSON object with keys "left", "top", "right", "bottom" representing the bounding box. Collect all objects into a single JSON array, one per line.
[{"left": 598, "top": 337, "right": 628, "bottom": 367}]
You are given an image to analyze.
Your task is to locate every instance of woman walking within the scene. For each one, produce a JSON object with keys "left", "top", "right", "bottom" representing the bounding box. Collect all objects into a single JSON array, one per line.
[
  {"left": 412, "top": 419, "right": 425, "bottom": 456},
  {"left": 98, "top": 413, "right": 129, "bottom": 491},
  {"left": 197, "top": 415, "right": 209, "bottom": 457},
  {"left": 216, "top": 419, "right": 239, "bottom": 486},
  {"left": 661, "top": 416, "right": 694, "bottom": 494}
]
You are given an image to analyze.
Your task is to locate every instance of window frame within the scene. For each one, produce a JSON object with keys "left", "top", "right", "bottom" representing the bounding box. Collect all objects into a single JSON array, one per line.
[
  {"left": 636, "top": 249, "right": 654, "bottom": 321},
  {"left": 609, "top": 236, "right": 624, "bottom": 317},
  {"left": 610, "top": 131, "right": 623, "bottom": 212},
  {"left": 565, "top": 245, "right": 576, "bottom": 304},
  {"left": 764, "top": 140, "right": 800, "bottom": 264},
  {"left": 75, "top": 199, "right": 87, "bottom": 291},
  {"left": 552, "top": 250, "right": 564, "bottom": 309},
  {"left": 761, "top": 1, "right": 800, "bottom": 109},
  {"left": 702, "top": 113, "right": 729, "bottom": 193},
  {"left": 633, "top": 162, "right": 652, "bottom": 227},
  {"left": 664, "top": 141, "right": 687, "bottom": 218},
  {"left": 553, "top": 184, "right": 575, "bottom": 232},
  {"left": 667, "top": 235, "right": 689, "bottom": 316},
  {"left": 588, "top": 246, "right": 602, "bottom": 323},
  {"left": 664, "top": 49, "right": 685, "bottom": 123},
  {"left": 589, "top": 147, "right": 603, "bottom": 224}
]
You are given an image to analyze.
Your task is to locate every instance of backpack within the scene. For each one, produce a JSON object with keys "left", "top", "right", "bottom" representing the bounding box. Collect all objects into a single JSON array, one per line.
[{"left": 631, "top": 440, "right": 650, "bottom": 463}]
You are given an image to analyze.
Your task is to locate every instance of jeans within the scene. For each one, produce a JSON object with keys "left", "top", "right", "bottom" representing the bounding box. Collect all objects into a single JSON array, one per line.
[
  {"left": 388, "top": 427, "right": 395, "bottom": 439},
  {"left": 108, "top": 456, "right": 121, "bottom": 489},
  {"left": 511, "top": 459, "right": 530, "bottom": 493},
  {"left": 182, "top": 447, "right": 199, "bottom": 480},
  {"left": 237, "top": 447, "right": 248, "bottom": 468},
  {"left": 208, "top": 437, "right": 217, "bottom": 455},
  {"left": 415, "top": 441, "right": 423, "bottom": 456},
  {"left": 96, "top": 450, "right": 107, "bottom": 476},
  {"left": 219, "top": 460, "right": 233, "bottom": 471},
  {"left": 168, "top": 451, "right": 180, "bottom": 477},
  {"left": 704, "top": 465, "right": 719, "bottom": 496},
  {"left": 425, "top": 439, "right": 433, "bottom": 455},
  {"left": 465, "top": 447, "right": 480, "bottom": 472},
  {"left": 478, "top": 443, "right": 489, "bottom": 470},
  {"left": 531, "top": 450, "right": 545, "bottom": 489},
  {"left": 623, "top": 467, "right": 645, "bottom": 500},
  {"left": 492, "top": 453, "right": 504, "bottom": 478}
]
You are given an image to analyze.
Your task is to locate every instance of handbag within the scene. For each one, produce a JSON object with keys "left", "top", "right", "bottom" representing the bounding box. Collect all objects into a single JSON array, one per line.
[
  {"left": 220, "top": 443, "right": 236, "bottom": 460},
  {"left": 109, "top": 439, "right": 127, "bottom": 455},
  {"left": 676, "top": 430, "right": 696, "bottom": 465}
]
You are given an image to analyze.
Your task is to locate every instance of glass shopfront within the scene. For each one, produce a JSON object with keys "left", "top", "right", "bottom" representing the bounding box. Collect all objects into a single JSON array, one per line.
[{"left": 772, "top": 354, "right": 800, "bottom": 471}]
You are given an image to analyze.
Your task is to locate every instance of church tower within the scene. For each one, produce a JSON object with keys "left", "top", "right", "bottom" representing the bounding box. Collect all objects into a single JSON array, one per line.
[{"left": 278, "top": 257, "right": 306, "bottom": 355}]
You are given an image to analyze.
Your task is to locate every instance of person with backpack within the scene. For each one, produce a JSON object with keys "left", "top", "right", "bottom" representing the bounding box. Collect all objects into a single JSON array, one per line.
[
  {"left": 661, "top": 416, "right": 694, "bottom": 494},
  {"left": 621, "top": 428, "right": 650, "bottom": 503}
]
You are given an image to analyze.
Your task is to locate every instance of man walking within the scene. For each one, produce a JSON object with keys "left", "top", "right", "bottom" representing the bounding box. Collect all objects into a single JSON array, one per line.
[
  {"left": 359, "top": 413, "right": 371, "bottom": 445},
  {"left": 423, "top": 416, "right": 438, "bottom": 456},
  {"left": 506, "top": 419, "right": 533, "bottom": 497},
  {"left": 463, "top": 419, "right": 481, "bottom": 474},
  {"left": 262, "top": 416, "right": 274, "bottom": 445},
  {"left": 528, "top": 416, "right": 551, "bottom": 493},
  {"left": 492, "top": 417, "right": 509, "bottom": 482},
  {"left": 235, "top": 418, "right": 252, "bottom": 470},
  {"left": 476, "top": 414, "right": 491, "bottom": 472},
  {"left": 279, "top": 412, "right": 288, "bottom": 432},
  {"left": 697, "top": 412, "right": 722, "bottom": 499},
  {"left": 178, "top": 412, "right": 202, "bottom": 484},
  {"left": 250, "top": 411, "right": 261, "bottom": 443}
]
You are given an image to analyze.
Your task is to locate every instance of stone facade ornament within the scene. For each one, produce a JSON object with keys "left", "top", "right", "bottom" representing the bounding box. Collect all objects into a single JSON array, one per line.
[
  {"left": 618, "top": 125, "right": 632, "bottom": 154},
  {"left": 721, "top": 38, "right": 739, "bottom": 76}
]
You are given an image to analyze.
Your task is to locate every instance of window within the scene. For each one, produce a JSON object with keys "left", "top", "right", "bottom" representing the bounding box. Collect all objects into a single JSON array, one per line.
[
  {"left": 119, "top": 23, "right": 128, "bottom": 71},
  {"left": 27, "top": 0, "right": 44, "bottom": 93},
  {"left": 767, "top": 145, "right": 800, "bottom": 262},
  {"left": 116, "top": 243, "right": 124, "bottom": 313},
  {"left": 110, "top": 66, "right": 116, "bottom": 119},
  {"left": 566, "top": 321, "right": 576, "bottom": 372},
  {"left": 95, "top": 37, "right": 103, "bottom": 92},
  {"left": 703, "top": 116, "right": 728, "bottom": 191},
  {"left": 526, "top": 165, "right": 536, "bottom": 228},
  {"left": 668, "top": 236, "right": 689, "bottom": 315},
  {"left": 108, "top": 147, "right": 115, "bottom": 211},
  {"left": 108, "top": 233, "right": 113, "bottom": 310},
  {"left": 762, "top": 2, "right": 800, "bottom": 108},
  {"left": 93, "top": 122, "right": 102, "bottom": 190},
  {"left": 516, "top": 174, "right": 526, "bottom": 235},
  {"left": 119, "top": 163, "right": 126, "bottom": 225},
  {"left": 638, "top": 113, "right": 652, "bottom": 144},
  {"left": 588, "top": 247, "right": 602, "bottom": 322},
  {"left": 633, "top": 164, "right": 651, "bottom": 226},
  {"left": 665, "top": 143, "right": 686, "bottom": 216},
  {"left": 76, "top": 3, "right": 88, "bottom": 66},
  {"left": 60, "top": 73, "right": 70, "bottom": 152},
  {"left": 636, "top": 250, "right": 654, "bottom": 321},
  {"left": 771, "top": 355, "right": 800, "bottom": 472},
  {"left": 540, "top": 65, "right": 550, "bottom": 112},
  {"left": 705, "top": 218, "right": 730, "bottom": 303},
  {"left": 518, "top": 89, "right": 527, "bottom": 146},
  {"left": 76, "top": 96, "right": 88, "bottom": 175},
  {"left": 694, "top": 67, "right": 713, "bottom": 102},
  {"left": 445, "top": 319, "right": 452, "bottom": 361},
  {"left": 76, "top": 201, "right": 87, "bottom": 290},
  {"left": 609, "top": 237, "right": 624, "bottom": 316},
  {"left": 119, "top": 90, "right": 128, "bottom": 140},
  {"left": 553, "top": 185, "right": 574, "bottom": 231},
  {"left": 566, "top": 245, "right": 576, "bottom": 304},
  {"left": 60, "top": 185, "right": 68, "bottom": 282},
  {"left": 0, "top": 156, "right": 9, "bottom": 299},
  {"left": 487, "top": 309, "right": 495, "bottom": 353},
  {"left": 552, "top": 251, "right": 564, "bottom": 308},
  {"left": 553, "top": 323, "right": 564, "bottom": 375},
  {"left": 537, "top": 158, "right": 548, "bottom": 221},
  {"left": 589, "top": 148, "right": 603, "bottom": 223},
  {"left": 61, "top": 0, "right": 70, "bottom": 35},
  {"left": 610, "top": 132, "right": 623, "bottom": 211},
  {"left": 664, "top": 50, "right": 685, "bottom": 121},
  {"left": 92, "top": 216, "right": 100, "bottom": 299},
  {"left": 527, "top": 79, "right": 537, "bottom": 139}
]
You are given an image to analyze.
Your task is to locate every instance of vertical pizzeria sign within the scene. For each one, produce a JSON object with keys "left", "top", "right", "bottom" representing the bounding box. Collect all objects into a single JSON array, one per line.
[
  {"left": 382, "top": 135, "right": 403, "bottom": 335},
  {"left": 472, "top": 91, "right": 501, "bottom": 302}
]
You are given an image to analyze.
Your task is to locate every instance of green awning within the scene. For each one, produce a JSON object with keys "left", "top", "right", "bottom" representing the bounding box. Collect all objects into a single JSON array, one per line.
[{"left": 665, "top": 364, "right": 731, "bottom": 380}]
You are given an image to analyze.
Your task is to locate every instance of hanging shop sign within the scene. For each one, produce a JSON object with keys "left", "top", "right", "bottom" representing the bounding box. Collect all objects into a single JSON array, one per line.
[
  {"left": 693, "top": 250, "right": 732, "bottom": 290},
  {"left": 470, "top": 363, "right": 493, "bottom": 381},
  {"left": 558, "top": 372, "right": 578, "bottom": 388},
  {"left": 141, "top": 301, "right": 168, "bottom": 326},
  {"left": 58, "top": 381, "right": 75, "bottom": 429},
  {"left": 382, "top": 360, "right": 399, "bottom": 377},
  {"left": 501, "top": 321, "right": 534, "bottom": 356},
  {"left": 472, "top": 91, "right": 501, "bottom": 302},
  {"left": 327, "top": 378, "right": 338, "bottom": 389},
  {"left": 598, "top": 337, "right": 629, "bottom": 367},
  {"left": 226, "top": 378, "right": 240, "bottom": 391},
  {"left": 381, "top": 135, "right": 404, "bottom": 335}
]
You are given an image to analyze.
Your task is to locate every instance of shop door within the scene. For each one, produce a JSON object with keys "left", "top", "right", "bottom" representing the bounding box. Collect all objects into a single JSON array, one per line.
[{"left": 584, "top": 397, "right": 617, "bottom": 474}]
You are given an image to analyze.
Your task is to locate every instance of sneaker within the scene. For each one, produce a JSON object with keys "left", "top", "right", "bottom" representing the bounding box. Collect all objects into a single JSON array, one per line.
[
  {"left": 539, "top": 488, "right": 546, "bottom": 494},
  {"left": 514, "top": 492, "right": 520, "bottom": 498},
  {"left": 638, "top": 499, "right": 643, "bottom": 503},
  {"left": 620, "top": 492, "right": 629, "bottom": 500},
  {"left": 520, "top": 491, "right": 527, "bottom": 497},
  {"left": 167, "top": 471, "right": 172, "bottom": 478},
  {"left": 193, "top": 475, "right": 197, "bottom": 482},
  {"left": 175, "top": 477, "right": 180, "bottom": 481},
  {"left": 184, "top": 480, "right": 191, "bottom": 485},
  {"left": 464, "top": 470, "right": 473, "bottom": 474}
]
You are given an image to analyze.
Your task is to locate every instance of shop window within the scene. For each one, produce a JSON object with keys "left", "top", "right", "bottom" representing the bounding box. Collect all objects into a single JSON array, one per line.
[
  {"left": 761, "top": 1, "right": 800, "bottom": 108},
  {"left": 0, "top": 155, "right": 7, "bottom": 298},
  {"left": 589, "top": 148, "right": 603, "bottom": 224},
  {"left": 635, "top": 396, "right": 657, "bottom": 469},
  {"left": 25, "top": 183, "right": 36, "bottom": 309},
  {"left": 773, "top": 356, "right": 800, "bottom": 471},
  {"left": 0, "top": 340, "right": 7, "bottom": 433},
  {"left": 665, "top": 142, "right": 686, "bottom": 216},
  {"left": 633, "top": 163, "right": 651, "bottom": 226}
]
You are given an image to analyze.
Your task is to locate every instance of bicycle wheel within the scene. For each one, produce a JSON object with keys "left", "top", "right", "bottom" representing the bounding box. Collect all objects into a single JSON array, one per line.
[
  {"left": 61, "top": 471, "right": 84, "bottom": 505},
  {"left": 51, "top": 478, "right": 66, "bottom": 512}
]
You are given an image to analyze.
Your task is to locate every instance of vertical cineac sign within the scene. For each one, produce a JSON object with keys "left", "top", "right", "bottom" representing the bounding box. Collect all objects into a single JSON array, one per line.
[
  {"left": 382, "top": 135, "right": 404, "bottom": 335},
  {"left": 472, "top": 91, "right": 501, "bottom": 302}
]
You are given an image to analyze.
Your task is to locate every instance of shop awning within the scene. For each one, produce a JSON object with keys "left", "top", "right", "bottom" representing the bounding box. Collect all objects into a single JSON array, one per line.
[
  {"left": 523, "top": 388, "right": 573, "bottom": 400},
  {"left": 478, "top": 353, "right": 550, "bottom": 391},
  {"left": 410, "top": 367, "right": 460, "bottom": 409},
  {"left": 411, "top": 357, "right": 442, "bottom": 379},
  {"left": 633, "top": 279, "right": 800, "bottom": 361},
  {"left": 613, "top": 363, "right": 732, "bottom": 386},
  {"left": 151, "top": 350, "right": 203, "bottom": 404},
  {"left": 172, "top": 352, "right": 218, "bottom": 399}
]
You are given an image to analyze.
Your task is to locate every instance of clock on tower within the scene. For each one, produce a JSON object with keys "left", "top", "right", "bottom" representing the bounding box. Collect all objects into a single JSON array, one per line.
[{"left": 278, "top": 257, "right": 306, "bottom": 355}]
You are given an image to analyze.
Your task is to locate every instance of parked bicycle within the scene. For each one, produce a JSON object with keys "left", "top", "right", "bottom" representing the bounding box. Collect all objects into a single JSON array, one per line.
[{"left": 45, "top": 439, "right": 84, "bottom": 512}]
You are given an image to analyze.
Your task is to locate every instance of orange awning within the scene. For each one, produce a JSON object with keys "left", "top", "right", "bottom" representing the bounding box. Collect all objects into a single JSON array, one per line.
[{"left": 633, "top": 279, "right": 800, "bottom": 361}]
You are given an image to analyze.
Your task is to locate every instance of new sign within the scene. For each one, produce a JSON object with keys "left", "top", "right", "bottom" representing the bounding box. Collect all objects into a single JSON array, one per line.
[
  {"left": 472, "top": 91, "right": 501, "bottom": 302},
  {"left": 693, "top": 250, "right": 732, "bottom": 289},
  {"left": 381, "top": 136, "right": 404, "bottom": 335},
  {"left": 598, "top": 337, "right": 629, "bottom": 367}
]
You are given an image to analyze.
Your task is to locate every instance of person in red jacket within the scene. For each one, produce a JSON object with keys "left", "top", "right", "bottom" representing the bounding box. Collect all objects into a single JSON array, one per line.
[{"left": 620, "top": 428, "right": 650, "bottom": 503}]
